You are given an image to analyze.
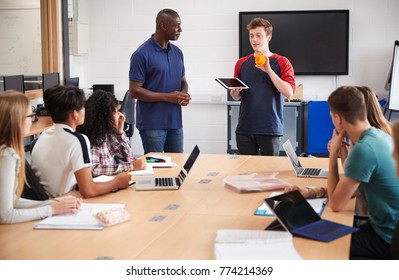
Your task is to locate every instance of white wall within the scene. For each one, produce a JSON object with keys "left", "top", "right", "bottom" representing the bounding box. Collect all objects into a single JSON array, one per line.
[
  {"left": 69, "top": 0, "right": 399, "bottom": 155},
  {"left": 0, "top": 0, "right": 41, "bottom": 75}
]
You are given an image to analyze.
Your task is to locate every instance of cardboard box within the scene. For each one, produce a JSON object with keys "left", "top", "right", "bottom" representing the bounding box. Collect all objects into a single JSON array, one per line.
[{"left": 290, "top": 84, "right": 303, "bottom": 101}]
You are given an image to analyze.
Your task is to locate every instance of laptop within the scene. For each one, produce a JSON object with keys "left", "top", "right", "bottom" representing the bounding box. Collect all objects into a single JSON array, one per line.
[
  {"left": 283, "top": 139, "right": 328, "bottom": 178},
  {"left": 135, "top": 145, "right": 200, "bottom": 191},
  {"left": 265, "top": 190, "right": 358, "bottom": 242}
]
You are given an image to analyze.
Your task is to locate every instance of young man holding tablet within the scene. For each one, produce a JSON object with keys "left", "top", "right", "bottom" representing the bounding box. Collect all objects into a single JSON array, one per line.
[{"left": 230, "top": 17, "right": 295, "bottom": 156}]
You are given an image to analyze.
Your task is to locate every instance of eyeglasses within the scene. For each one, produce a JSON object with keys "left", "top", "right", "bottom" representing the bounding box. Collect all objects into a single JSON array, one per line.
[{"left": 26, "top": 113, "right": 38, "bottom": 122}]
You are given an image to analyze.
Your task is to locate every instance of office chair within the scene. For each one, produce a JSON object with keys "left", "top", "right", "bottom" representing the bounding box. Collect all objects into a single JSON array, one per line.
[
  {"left": 22, "top": 159, "right": 48, "bottom": 201},
  {"left": 120, "top": 90, "right": 135, "bottom": 138},
  {"left": 391, "top": 219, "right": 399, "bottom": 259}
]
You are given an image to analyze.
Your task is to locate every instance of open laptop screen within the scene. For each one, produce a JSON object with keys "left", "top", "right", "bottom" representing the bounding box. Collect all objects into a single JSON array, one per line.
[
  {"left": 283, "top": 140, "right": 303, "bottom": 174},
  {"left": 265, "top": 190, "right": 321, "bottom": 231},
  {"left": 178, "top": 145, "right": 200, "bottom": 181}
]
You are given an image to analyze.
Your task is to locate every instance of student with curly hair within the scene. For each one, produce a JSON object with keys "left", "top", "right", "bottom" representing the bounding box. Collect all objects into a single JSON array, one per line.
[{"left": 80, "top": 90, "right": 145, "bottom": 177}]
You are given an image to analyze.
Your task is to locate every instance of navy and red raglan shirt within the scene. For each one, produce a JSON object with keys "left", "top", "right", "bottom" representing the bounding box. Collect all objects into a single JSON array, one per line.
[{"left": 234, "top": 53, "right": 296, "bottom": 136}]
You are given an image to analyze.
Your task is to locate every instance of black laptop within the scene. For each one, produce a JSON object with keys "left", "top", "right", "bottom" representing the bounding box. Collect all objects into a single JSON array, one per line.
[{"left": 265, "top": 190, "right": 358, "bottom": 242}]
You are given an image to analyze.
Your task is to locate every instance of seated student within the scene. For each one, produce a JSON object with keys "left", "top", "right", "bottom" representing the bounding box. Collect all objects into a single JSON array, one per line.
[
  {"left": 289, "top": 86, "right": 399, "bottom": 259},
  {"left": 0, "top": 91, "right": 81, "bottom": 224},
  {"left": 78, "top": 90, "right": 145, "bottom": 177},
  {"left": 327, "top": 86, "right": 393, "bottom": 222},
  {"left": 31, "top": 86, "right": 131, "bottom": 198}
]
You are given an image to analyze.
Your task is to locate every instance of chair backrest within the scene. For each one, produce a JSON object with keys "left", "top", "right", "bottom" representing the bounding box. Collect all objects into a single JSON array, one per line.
[
  {"left": 120, "top": 90, "right": 135, "bottom": 138},
  {"left": 121, "top": 90, "right": 135, "bottom": 125},
  {"left": 391, "top": 219, "right": 399, "bottom": 259},
  {"left": 22, "top": 158, "right": 48, "bottom": 201},
  {"left": 42, "top": 72, "right": 60, "bottom": 91}
]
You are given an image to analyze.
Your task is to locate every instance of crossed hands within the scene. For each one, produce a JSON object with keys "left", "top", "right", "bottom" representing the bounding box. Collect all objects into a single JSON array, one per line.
[{"left": 172, "top": 91, "right": 191, "bottom": 106}]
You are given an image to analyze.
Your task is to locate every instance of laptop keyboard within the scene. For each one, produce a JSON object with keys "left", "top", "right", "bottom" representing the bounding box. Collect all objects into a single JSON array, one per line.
[
  {"left": 301, "top": 168, "right": 321, "bottom": 176},
  {"left": 155, "top": 177, "right": 174, "bottom": 187},
  {"left": 299, "top": 221, "right": 336, "bottom": 236}
]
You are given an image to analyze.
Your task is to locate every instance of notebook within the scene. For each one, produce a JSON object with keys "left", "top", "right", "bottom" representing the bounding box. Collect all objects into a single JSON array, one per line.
[
  {"left": 264, "top": 190, "right": 358, "bottom": 242},
  {"left": 283, "top": 139, "right": 328, "bottom": 178},
  {"left": 135, "top": 145, "right": 200, "bottom": 191}
]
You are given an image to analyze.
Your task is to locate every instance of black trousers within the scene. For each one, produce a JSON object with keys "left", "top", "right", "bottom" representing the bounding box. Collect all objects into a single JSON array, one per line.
[
  {"left": 350, "top": 220, "right": 391, "bottom": 260},
  {"left": 236, "top": 133, "right": 280, "bottom": 156}
]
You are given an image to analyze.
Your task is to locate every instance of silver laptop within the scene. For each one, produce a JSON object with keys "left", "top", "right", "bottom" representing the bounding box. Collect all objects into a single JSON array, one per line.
[
  {"left": 282, "top": 140, "right": 328, "bottom": 178},
  {"left": 135, "top": 145, "right": 200, "bottom": 190}
]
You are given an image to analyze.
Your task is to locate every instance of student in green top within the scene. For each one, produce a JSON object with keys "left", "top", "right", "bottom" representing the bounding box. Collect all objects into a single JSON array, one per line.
[{"left": 290, "top": 86, "right": 399, "bottom": 259}]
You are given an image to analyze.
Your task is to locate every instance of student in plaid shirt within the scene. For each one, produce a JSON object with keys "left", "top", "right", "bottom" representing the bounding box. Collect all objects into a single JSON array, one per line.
[{"left": 79, "top": 90, "right": 146, "bottom": 177}]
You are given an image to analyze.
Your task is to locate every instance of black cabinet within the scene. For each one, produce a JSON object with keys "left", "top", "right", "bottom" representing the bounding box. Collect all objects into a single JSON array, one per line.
[{"left": 227, "top": 102, "right": 305, "bottom": 155}]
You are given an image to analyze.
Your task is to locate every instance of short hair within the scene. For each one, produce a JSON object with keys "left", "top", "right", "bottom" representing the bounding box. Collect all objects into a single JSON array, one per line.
[
  {"left": 247, "top": 18, "right": 273, "bottom": 36},
  {"left": 156, "top": 8, "right": 179, "bottom": 26},
  {"left": 82, "top": 90, "right": 119, "bottom": 146},
  {"left": 327, "top": 86, "right": 367, "bottom": 124},
  {"left": 44, "top": 85, "right": 86, "bottom": 122}
]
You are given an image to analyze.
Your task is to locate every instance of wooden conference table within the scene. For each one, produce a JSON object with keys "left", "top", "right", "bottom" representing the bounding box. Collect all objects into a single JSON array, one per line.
[
  {"left": 26, "top": 116, "right": 53, "bottom": 137},
  {"left": 0, "top": 153, "right": 354, "bottom": 260}
]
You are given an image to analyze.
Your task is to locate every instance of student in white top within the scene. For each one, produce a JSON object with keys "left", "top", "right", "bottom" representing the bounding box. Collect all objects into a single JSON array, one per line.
[
  {"left": 0, "top": 91, "right": 81, "bottom": 224},
  {"left": 31, "top": 86, "right": 131, "bottom": 198}
]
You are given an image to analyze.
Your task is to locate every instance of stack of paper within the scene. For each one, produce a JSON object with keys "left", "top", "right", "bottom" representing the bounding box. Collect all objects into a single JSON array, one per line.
[
  {"left": 223, "top": 173, "right": 291, "bottom": 193},
  {"left": 214, "top": 229, "right": 302, "bottom": 260},
  {"left": 255, "top": 192, "right": 327, "bottom": 216},
  {"left": 34, "top": 203, "right": 126, "bottom": 230},
  {"left": 129, "top": 164, "right": 154, "bottom": 175},
  {"left": 147, "top": 162, "right": 177, "bottom": 168}
]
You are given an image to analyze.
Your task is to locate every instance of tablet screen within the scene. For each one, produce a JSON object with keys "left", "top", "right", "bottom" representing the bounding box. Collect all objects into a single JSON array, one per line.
[{"left": 215, "top": 78, "right": 249, "bottom": 89}]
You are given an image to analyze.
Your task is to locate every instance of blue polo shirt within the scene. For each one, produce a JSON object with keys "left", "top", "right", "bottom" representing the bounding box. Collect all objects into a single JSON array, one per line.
[
  {"left": 234, "top": 53, "right": 295, "bottom": 136},
  {"left": 129, "top": 35, "right": 185, "bottom": 130}
]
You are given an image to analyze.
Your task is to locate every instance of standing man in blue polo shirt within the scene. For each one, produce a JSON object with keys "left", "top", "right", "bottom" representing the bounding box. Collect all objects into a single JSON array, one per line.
[{"left": 129, "top": 8, "right": 191, "bottom": 154}]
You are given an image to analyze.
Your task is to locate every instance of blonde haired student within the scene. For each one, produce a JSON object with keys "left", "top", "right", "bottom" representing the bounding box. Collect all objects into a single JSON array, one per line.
[{"left": 0, "top": 91, "right": 81, "bottom": 224}]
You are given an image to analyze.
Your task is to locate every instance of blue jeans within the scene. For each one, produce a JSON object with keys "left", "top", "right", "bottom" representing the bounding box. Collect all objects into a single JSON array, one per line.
[{"left": 139, "top": 128, "right": 184, "bottom": 154}]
